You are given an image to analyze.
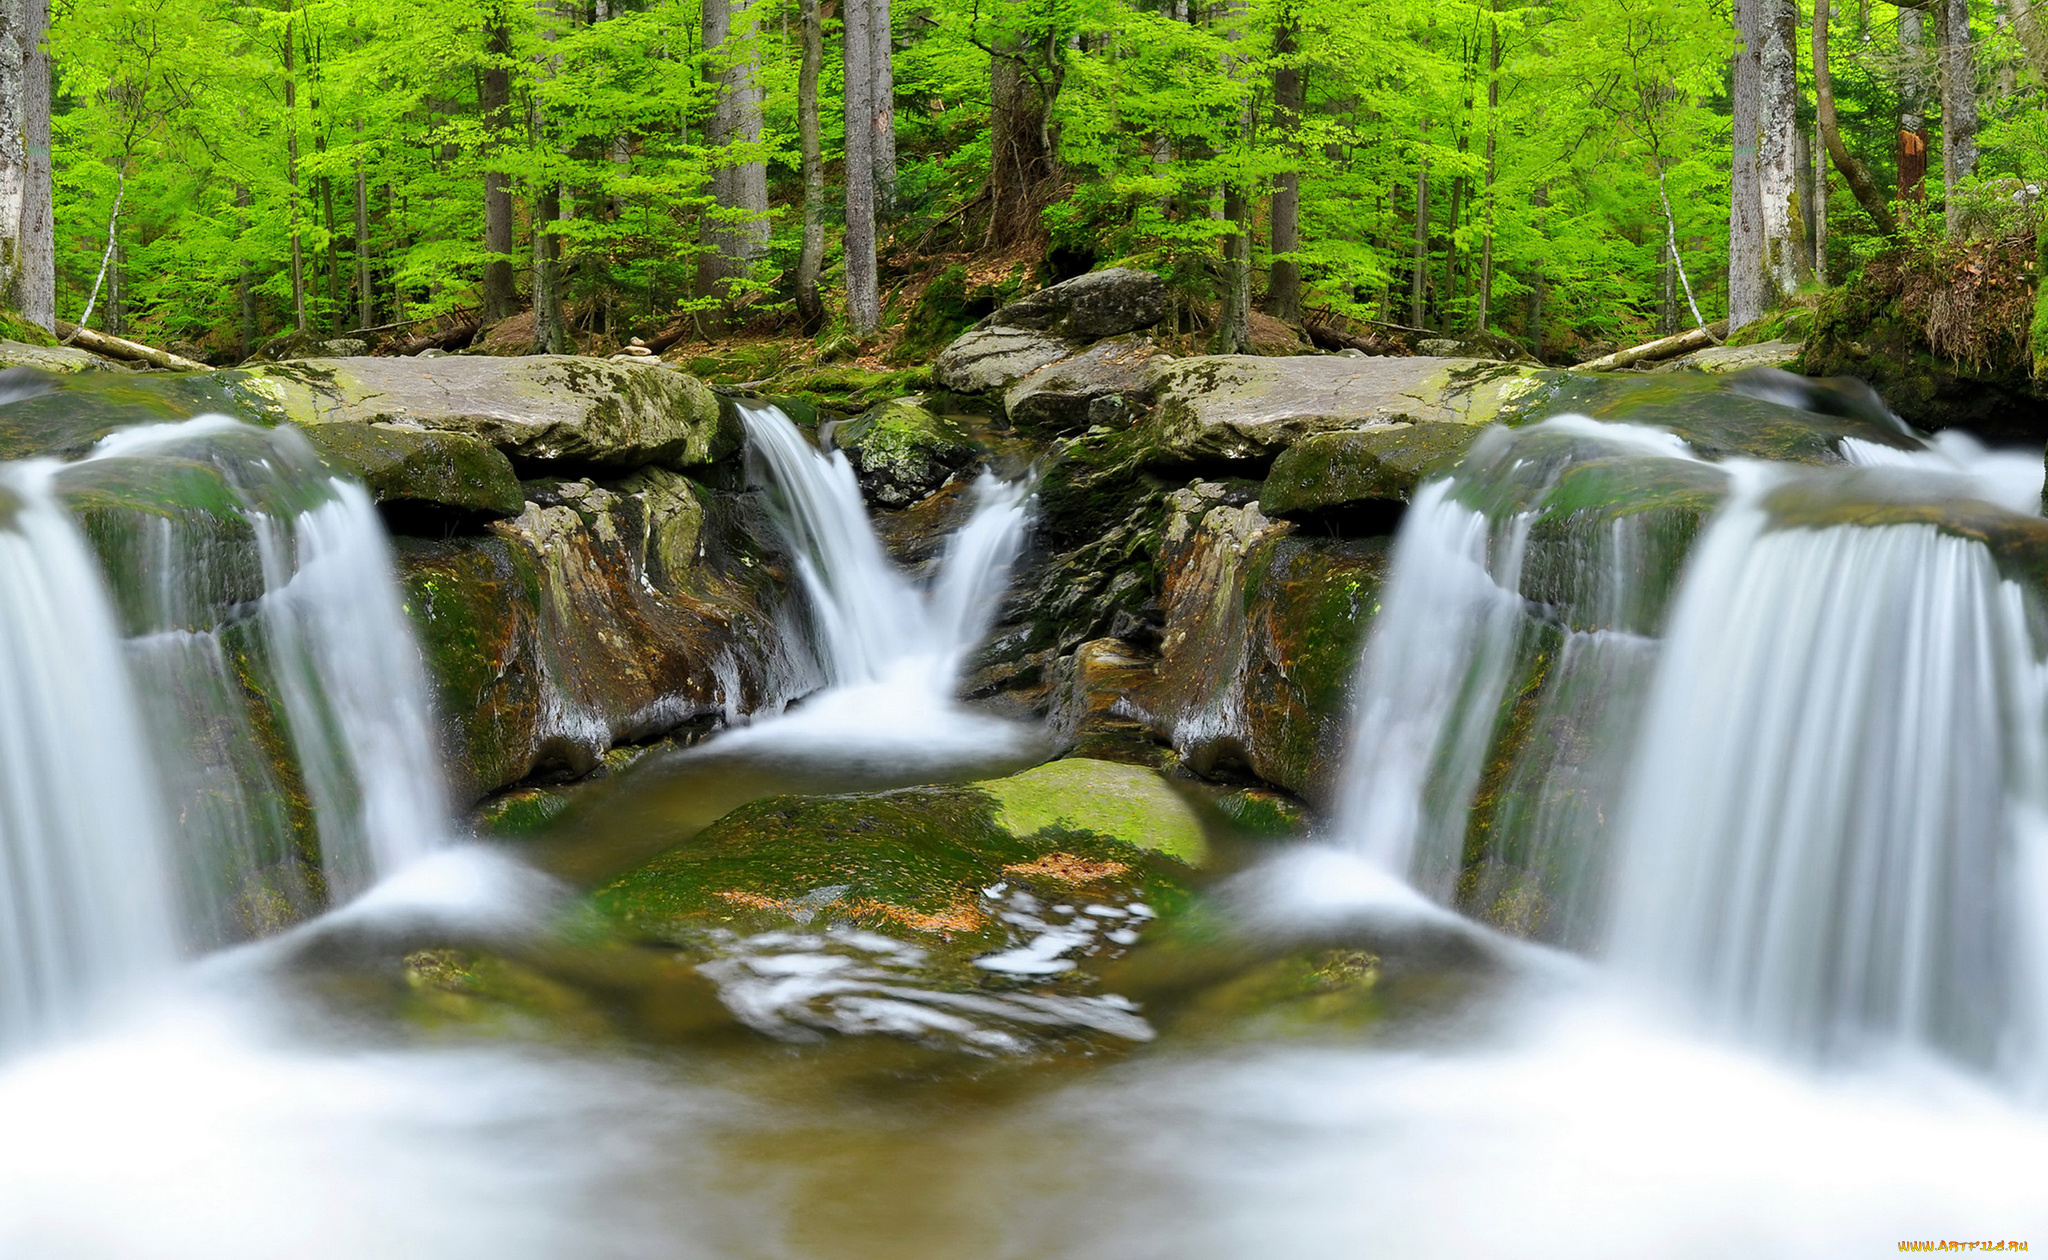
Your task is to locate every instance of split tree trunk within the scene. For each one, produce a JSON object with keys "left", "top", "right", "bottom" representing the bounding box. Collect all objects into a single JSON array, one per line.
[
  {"left": 0, "top": 0, "right": 53, "bottom": 330},
  {"left": 986, "top": 6, "right": 1055, "bottom": 248},
  {"left": 1899, "top": 7, "right": 1931, "bottom": 203},
  {"left": 1816, "top": 0, "right": 1898, "bottom": 235},
  {"left": 795, "top": 0, "right": 826, "bottom": 332}
]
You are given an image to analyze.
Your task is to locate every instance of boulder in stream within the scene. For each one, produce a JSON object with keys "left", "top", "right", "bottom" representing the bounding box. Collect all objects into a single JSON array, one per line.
[
  {"left": 298, "top": 423, "right": 525, "bottom": 520},
  {"left": 833, "top": 399, "right": 977, "bottom": 508},
  {"left": 934, "top": 268, "right": 1169, "bottom": 395}
]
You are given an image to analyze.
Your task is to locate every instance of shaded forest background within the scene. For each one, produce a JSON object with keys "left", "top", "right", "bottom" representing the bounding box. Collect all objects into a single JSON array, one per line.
[{"left": 31, "top": 0, "right": 2048, "bottom": 365}]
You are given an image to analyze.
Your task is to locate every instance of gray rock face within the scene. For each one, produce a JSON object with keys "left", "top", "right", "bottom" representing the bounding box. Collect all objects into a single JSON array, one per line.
[
  {"left": 1655, "top": 339, "right": 1803, "bottom": 374},
  {"left": 933, "top": 326, "right": 1074, "bottom": 395},
  {"left": 1147, "top": 354, "right": 1556, "bottom": 464},
  {"left": 299, "top": 423, "right": 526, "bottom": 519},
  {"left": 1003, "top": 336, "right": 1165, "bottom": 434},
  {"left": 933, "top": 268, "right": 1169, "bottom": 395},
  {"left": 237, "top": 355, "right": 734, "bottom": 470},
  {"left": 982, "top": 267, "right": 1169, "bottom": 342}
]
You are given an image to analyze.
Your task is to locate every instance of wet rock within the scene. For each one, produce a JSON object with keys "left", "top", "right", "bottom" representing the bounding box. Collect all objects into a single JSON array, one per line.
[
  {"left": 834, "top": 400, "right": 976, "bottom": 508},
  {"left": 1260, "top": 423, "right": 1485, "bottom": 520},
  {"left": 236, "top": 355, "right": 734, "bottom": 470},
  {"left": 0, "top": 341, "right": 109, "bottom": 373},
  {"left": 397, "top": 473, "right": 809, "bottom": 801},
  {"left": 298, "top": 423, "right": 525, "bottom": 520},
  {"left": 1654, "top": 339, "right": 1803, "bottom": 374},
  {"left": 1045, "top": 637, "right": 1164, "bottom": 765},
  {"left": 1140, "top": 490, "right": 1389, "bottom": 800},
  {"left": 1146, "top": 355, "right": 1556, "bottom": 465},
  {"left": 1002, "top": 335, "right": 1165, "bottom": 435},
  {"left": 933, "top": 268, "right": 1169, "bottom": 395}
]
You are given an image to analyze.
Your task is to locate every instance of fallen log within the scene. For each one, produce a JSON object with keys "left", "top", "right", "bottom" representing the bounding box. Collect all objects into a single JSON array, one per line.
[
  {"left": 55, "top": 322, "right": 209, "bottom": 372},
  {"left": 394, "top": 320, "right": 479, "bottom": 356},
  {"left": 1572, "top": 320, "right": 1729, "bottom": 373}
]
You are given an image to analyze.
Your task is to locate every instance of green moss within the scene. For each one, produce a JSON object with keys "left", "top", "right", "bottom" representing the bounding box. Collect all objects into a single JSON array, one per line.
[
  {"left": 1261, "top": 423, "right": 1484, "bottom": 516},
  {"left": 2033, "top": 225, "right": 2048, "bottom": 381},
  {"left": 979, "top": 758, "right": 1209, "bottom": 865},
  {"left": 0, "top": 310, "right": 56, "bottom": 346}
]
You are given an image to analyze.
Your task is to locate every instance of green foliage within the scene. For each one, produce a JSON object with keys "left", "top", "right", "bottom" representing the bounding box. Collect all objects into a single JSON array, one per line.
[{"left": 40, "top": 0, "right": 2042, "bottom": 360}]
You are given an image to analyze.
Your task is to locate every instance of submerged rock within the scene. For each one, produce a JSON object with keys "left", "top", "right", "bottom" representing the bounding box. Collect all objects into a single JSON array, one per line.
[
  {"left": 298, "top": 423, "right": 525, "bottom": 520},
  {"left": 833, "top": 399, "right": 976, "bottom": 508},
  {"left": 236, "top": 355, "right": 734, "bottom": 469}
]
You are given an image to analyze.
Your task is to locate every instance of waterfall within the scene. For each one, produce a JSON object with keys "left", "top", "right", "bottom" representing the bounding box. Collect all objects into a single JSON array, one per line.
[
  {"left": 1336, "top": 407, "right": 2048, "bottom": 1084},
  {"left": 735, "top": 401, "right": 1029, "bottom": 697},
  {"left": 0, "top": 415, "right": 450, "bottom": 1048}
]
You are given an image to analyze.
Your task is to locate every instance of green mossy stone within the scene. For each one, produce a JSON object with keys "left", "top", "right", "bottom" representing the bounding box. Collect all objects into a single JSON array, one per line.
[
  {"left": 300, "top": 423, "right": 525, "bottom": 518},
  {"left": 978, "top": 758, "right": 1210, "bottom": 866},
  {"left": 1260, "top": 422, "right": 1484, "bottom": 516},
  {"left": 835, "top": 399, "right": 977, "bottom": 508}
]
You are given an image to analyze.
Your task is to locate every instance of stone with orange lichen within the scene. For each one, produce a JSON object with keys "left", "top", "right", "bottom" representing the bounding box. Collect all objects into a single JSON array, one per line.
[{"left": 1001, "top": 853, "right": 1132, "bottom": 884}]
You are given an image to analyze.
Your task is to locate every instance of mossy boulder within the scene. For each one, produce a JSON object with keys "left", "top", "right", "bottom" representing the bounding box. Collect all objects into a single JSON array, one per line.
[
  {"left": 235, "top": 355, "right": 734, "bottom": 470},
  {"left": 298, "top": 423, "right": 525, "bottom": 520},
  {"left": 1259, "top": 422, "right": 1484, "bottom": 519},
  {"left": 834, "top": 399, "right": 977, "bottom": 508},
  {"left": 933, "top": 268, "right": 1169, "bottom": 395},
  {"left": 1146, "top": 355, "right": 1557, "bottom": 466},
  {"left": 1141, "top": 487, "right": 1389, "bottom": 800},
  {"left": 1654, "top": 340, "right": 1803, "bottom": 374}
]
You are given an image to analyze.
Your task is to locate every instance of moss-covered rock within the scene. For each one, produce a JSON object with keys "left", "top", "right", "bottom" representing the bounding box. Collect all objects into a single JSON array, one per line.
[
  {"left": 1259, "top": 422, "right": 1484, "bottom": 518},
  {"left": 236, "top": 355, "right": 734, "bottom": 470},
  {"left": 1654, "top": 339, "right": 1803, "bottom": 374},
  {"left": 834, "top": 399, "right": 976, "bottom": 508},
  {"left": 298, "top": 423, "right": 525, "bottom": 520},
  {"left": 1145, "top": 355, "right": 1556, "bottom": 466},
  {"left": 0, "top": 340, "right": 106, "bottom": 372},
  {"left": 932, "top": 269, "right": 1169, "bottom": 396},
  {"left": 979, "top": 758, "right": 1209, "bottom": 865}
]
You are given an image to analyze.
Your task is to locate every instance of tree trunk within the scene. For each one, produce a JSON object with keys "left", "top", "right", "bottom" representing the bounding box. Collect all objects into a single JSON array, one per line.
[
  {"left": 1899, "top": 6, "right": 1930, "bottom": 204},
  {"left": 1660, "top": 240, "right": 1679, "bottom": 337},
  {"left": 1411, "top": 116, "right": 1430, "bottom": 330},
  {"left": 1213, "top": 0, "right": 1250, "bottom": 354},
  {"left": 842, "top": 0, "right": 879, "bottom": 334},
  {"left": 987, "top": 13, "right": 1054, "bottom": 247},
  {"left": 1813, "top": 108, "right": 1829, "bottom": 285},
  {"left": 1793, "top": 122, "right": 1816, "bottom": 281},
  {"left": 481, "top": 10, "right": 517, "bottom": 324},
  {"left": 285, "top": 6, "right": 308, "bottom": 334},
  {"left": 1476, "top": 1, "right": 1500, "bottom": 333},
  {"left": 701, "top": 0, "right": 770, "bottom": 313},
  {"left": 870, "top": 0, "right": 896, "bottom": 213},
  {"left": 1816, "top": 0, "right": 1899, "bottom": 235},
  {"left": 354, "top": 142, "right": 372, "bottom": 329},
  {"left": 1528, "top": 184, "right": 1548, "bottom": 357},
  {"left": 0, "top": 0, "right": 53, "bottom": 330},
  {"left": 795, "top": 0, "right": 825, "bottom": 333},
  {"left": 530, "top": 0, "right": 568, "bottom": 353},
  {"left": 1759, "top": 0, "right": 1801, "bottom": 308},
  {"left": 1934, "top": 0, "right": 1979, "bottom": 233},
  {"left": 2007, "top": 0, "right": 2048, "bottom": 84},
  {"left": 1264, "top": 8, "right": 1302, "bottom": 324},
  {"left": 1730, "top": 0, "right": 1766, "bottom": 330},
  {"left": 237, "top": 185, "right": 257, "bottom": 357}
]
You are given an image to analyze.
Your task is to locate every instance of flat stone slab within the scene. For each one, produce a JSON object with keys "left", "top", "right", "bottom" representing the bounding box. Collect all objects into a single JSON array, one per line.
[
  {"left": 1655, "top": 339, "right": 1803, "bottom": 374},
  {"left": 237, "top": 355, "right": 731, "bottom": 469},
  {"left": 934, "top": 268, "right": 1169, "bottom": 395},
  {"left": 0, "top": 341, "right": 112, "bottom": 373},
  {"left": 1003, "top": 335, "right": 1165, "bottom": 432},
  {"left": 1147, "top": 354, "right": 1557, "bottom": 463}
]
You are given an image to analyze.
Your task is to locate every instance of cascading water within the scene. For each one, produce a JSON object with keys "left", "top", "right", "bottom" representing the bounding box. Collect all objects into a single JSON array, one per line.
[
  {"left": 0, "top": 414, "right": 451, "bottom": 1047},
  {"left": 735, "top": 400, "right": 1029, "bottom": 699},
  {"left": 1336, "top": 401, "right": 2048, "bottom": 1085}
]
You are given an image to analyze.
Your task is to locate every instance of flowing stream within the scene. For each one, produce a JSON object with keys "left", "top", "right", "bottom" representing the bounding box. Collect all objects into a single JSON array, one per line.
[{"left": 0, "top": 392, "right": 2046, "bottom": 1256}]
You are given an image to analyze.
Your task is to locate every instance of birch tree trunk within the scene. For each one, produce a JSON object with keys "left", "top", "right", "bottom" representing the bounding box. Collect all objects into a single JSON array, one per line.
[
  {"left": 870, "top": 0, "right": 896, "bottom": 213},
  {"left": 795, "top": 0, "right": 826, "bottom": 332},
  {"left": 0, "top": 0, "right": 53, "bottom": 331},
  {"left": 1934, "top": 0, "right": 1979, "bottom": 233},
  {"left": 842, "top": 0, "right": 880, "bottom": 334}
]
